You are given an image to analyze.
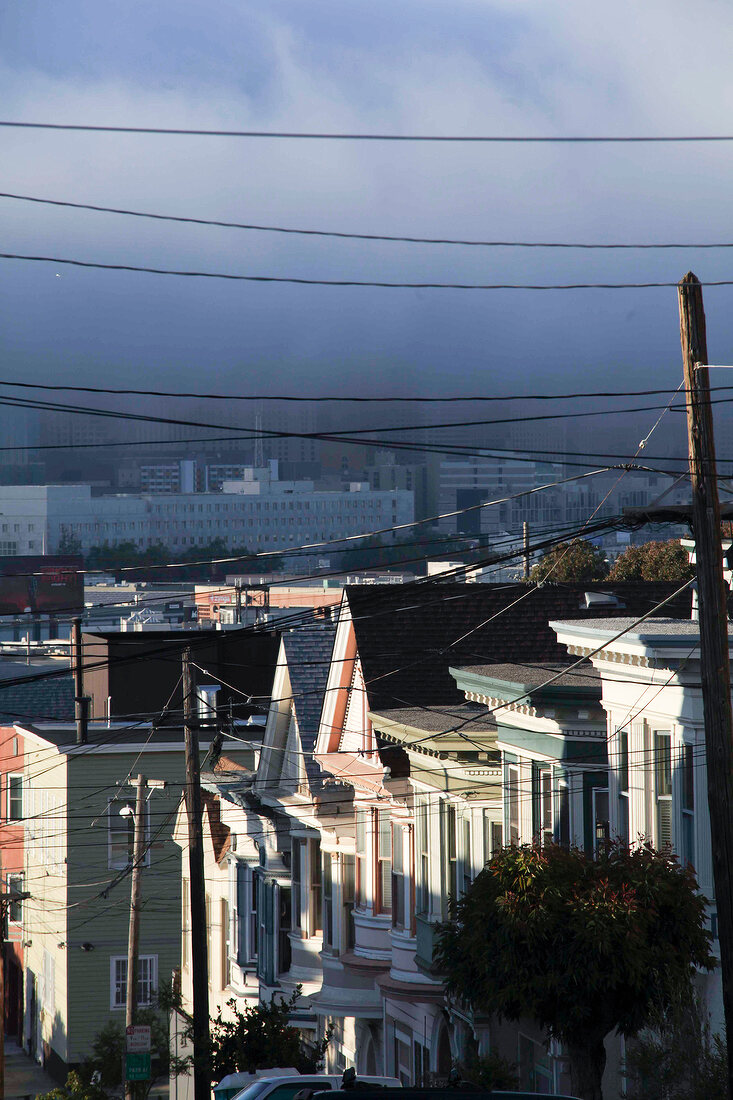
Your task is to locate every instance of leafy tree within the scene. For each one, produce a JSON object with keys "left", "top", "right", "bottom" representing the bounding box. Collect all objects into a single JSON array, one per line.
[
  {"left": 626, "top": 992, "right": 727, "bottom": 1100},
  {"left": 459, "top": 1050, "right": 518, "bottom": 1091},
  {"left": 607, "top": 539, "right": 694, "bottom": 582},
  {"left": 434, "top": 843, "right": 713, "bottom": 1100},
  {"left": 57, "top": 526, "right": 83, "bottom": 556},
  {"left": 77, "top": 992, "right": 173, "bottom": 1100},
  {"left": 529, "top": 539, "right": 608, "bottom": 583},
  {"left": 37, "top": 1071, "right": 108, "bottom": 1100},
  {"left": 208, "top": 988, "right": 330, "bottom": 1081}
]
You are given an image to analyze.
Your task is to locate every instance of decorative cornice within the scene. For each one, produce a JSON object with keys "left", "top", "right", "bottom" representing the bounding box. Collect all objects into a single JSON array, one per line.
[
  {"left": 565, "top": 644, "right": 650, "bottom": 667},
  {"left": 464, "top": 689, "right": 536, "bottom": 717}
]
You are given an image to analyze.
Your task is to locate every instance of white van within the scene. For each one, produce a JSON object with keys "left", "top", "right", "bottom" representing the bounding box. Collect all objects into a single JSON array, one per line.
[{"left": 227, "top": 1073, "right": 401, "bottom": 1100}]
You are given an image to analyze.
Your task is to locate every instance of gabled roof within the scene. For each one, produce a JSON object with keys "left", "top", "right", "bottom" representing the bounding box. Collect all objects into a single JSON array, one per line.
[
  {"left": 344, "top": 581, "right": 692, "bottom": 710},
  {"left": 282, "top": 621, "right": 336, "bottom": 755}
]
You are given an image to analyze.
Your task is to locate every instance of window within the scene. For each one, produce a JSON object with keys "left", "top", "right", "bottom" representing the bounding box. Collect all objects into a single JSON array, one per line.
[
  {"left": 682, "top": 742, "right": 695, "bottom": 868},
  {"left": 7, "top": 775, "right": 22, "bottom": 821},
  {"left": 342, "top": 854, "right": 356, "bottom": 949},
  {"left": 309, "top": 839, "right": 322, "bottom": 934},
  {"left": 654, "top": 731, "right": 673, "bottom": 848},
  {"left": 355, "top": 809, "right": 368, "bottom": 907},
  {"left": 416, "top": 800, "right": 430, "bottom": 915},
  {"left": 483, "top": 811, "right": 503, "bottom": 863},
  {"left": 444, "top": 805, "right": 457, "bottom": 902},
  {"left": 292, "top": 838, "right": 302, "bottom": 930},
  {"left": 377, "top": 810, "right": 392, "bottom": 914},
  {"left": 323, "top": 854, "right": 335, "bottom": 952},
  {"left": 508, "top": 766, "right": 520, "bottom": 845},
  {"left": 617, "top": 728, "right": 630, "bottom": 846},
  {"left": 108, "top": 799, "right": 147, "bottom": 870},
  {"left": 556, "top": 774, "right": 570, "bottom": 849},
  {"left": 392, "top": 823, "right": 405, "bottom": 930},
  {"left": 110, "top": 955, "right": 157, "bottom": 1009},
  {"left": 221, "top": 898, "right": 230, "bottom": 989},
  {"left": 462, "top": 818, "right": 472, "bottom": 895},
  {"left": 593, "top": 788, "right": 610, "bottom": 856},
  {"left": 250, "top": 872, "right": 259, "bottom": 960},
  {"left": 533, "top": 766, "right": 553, "bottom": 848},
  {"left": 278, "top": 886, "right": 292, "bottom": 974},
  {"left": 7, "top": 873, "right": 23, "bottom": 924}
]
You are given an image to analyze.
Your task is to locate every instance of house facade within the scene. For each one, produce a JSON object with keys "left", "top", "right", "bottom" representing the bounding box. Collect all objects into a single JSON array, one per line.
[
  {"left": 552, "top": 614, "right": 723, "bottom": 1035},
  {"left": 14, "top": 719, "right": 258, "bottom": 1078}
]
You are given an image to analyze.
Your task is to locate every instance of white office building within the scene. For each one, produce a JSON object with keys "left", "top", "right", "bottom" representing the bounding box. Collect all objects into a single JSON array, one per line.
[{"left": 0, "top": 476, "right": 414, "bottom": 556}]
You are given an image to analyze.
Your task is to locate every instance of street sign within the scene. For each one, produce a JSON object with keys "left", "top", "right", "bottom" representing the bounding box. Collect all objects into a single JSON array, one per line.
[
  {"left": 125, "top": 1052, "right": 151, "bottom": 1081},
  {"left": 126, "top": 1025, "right": 151, "bottom": 1052}
]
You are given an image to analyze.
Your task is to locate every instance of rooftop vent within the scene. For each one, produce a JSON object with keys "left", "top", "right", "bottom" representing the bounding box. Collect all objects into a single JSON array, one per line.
[{"left": 582, "top": 591, "right": 625, "bottom": 609}]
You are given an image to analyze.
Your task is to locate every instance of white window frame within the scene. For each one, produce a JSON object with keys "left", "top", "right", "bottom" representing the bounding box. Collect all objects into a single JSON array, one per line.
[
  {"left": 110, "top": 954, "right": 158, "bottom": 1010},
  {"left": 107, "top": 799, "right": 149, "bottom": 870},
  {"left": 653, "top": 730, "right": 673, "bottom": 849},
  {"left": 7, "top": 872, "right": 23, "bottom": 925},
  {"left": 7, "top": 774, "right": 22, "bottom": 822}
]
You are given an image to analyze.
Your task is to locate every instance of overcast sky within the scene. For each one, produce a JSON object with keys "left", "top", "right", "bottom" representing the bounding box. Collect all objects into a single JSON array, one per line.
[{"left": 2, "top": 0, "right": 733, "bottom": 442}]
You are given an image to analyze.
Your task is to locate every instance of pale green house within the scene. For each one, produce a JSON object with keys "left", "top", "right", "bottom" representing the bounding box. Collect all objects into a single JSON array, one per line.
[{"left": 15, "top": 718, "right": 260, "bottom": 1080}]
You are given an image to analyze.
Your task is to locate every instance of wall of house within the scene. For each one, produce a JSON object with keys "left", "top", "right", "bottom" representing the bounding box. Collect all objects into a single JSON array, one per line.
[
  {"left": 0, "top": 724, "right": 27, "bottom": 1040},
  {"left": 23, "top": 744, "right": 69, "bottom": 1072}
]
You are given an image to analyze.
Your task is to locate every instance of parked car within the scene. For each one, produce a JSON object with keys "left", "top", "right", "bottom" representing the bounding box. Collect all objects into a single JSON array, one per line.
[
  {"left": 307, "top": 1091, "right": 579, "bottom": 1100},
  {"left": 229, "top": 1073, "right": 402, "bottom": 1100}
]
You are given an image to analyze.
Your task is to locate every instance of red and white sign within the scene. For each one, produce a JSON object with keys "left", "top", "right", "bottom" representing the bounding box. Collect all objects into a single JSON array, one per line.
[{"left": 126, "top": 1025, "right": 151, "bottom": 1053}]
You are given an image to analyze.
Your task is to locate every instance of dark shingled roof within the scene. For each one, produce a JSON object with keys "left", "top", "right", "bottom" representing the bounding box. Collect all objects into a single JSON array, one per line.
[
  {"left": 372, "top": 704, "right": 497, "bottom": 734},
  {"left": 282, "top": 621, "right": 336, "bottom": 752},
  {"left": 345, "top": 580, "right": 692, "bottom": 710},
  {"left": 0, "top": 673, "right": 75, "bottom": 724},
  {"left": 458, "top": 662, "right": 600, "bottom": 690},
  {"left": 282, "top": 620, "right": 336, "bottom": 788}
]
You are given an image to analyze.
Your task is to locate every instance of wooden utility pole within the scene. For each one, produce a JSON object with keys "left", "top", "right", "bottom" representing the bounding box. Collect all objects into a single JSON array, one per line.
[
  {"left": 71, "top": 616, "right": 89, "bottom": 745},
  {"left": 125, "top": 775, "right": 147, "bottom": 1100},
  {"left": 182, "top": 649, "right": 210, "bottom": 1100},
  {"left": 679, "top": 271, "right": 733, "bottom": 1098}
]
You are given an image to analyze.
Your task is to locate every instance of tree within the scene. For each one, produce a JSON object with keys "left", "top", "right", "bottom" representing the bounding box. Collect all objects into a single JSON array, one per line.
[
  {"left": 608, "top": 539, "right": 694, "bottom": 582},
  {"left": 208, "top": 988, "right": 330, "bottom": 1082},
  {"left": 37, "top": 1072, "right": 108, "bottom": 1100},
  {"left": 529, "top": 539, "right": 608, "bottom": 583},
  {"left": 434, "top": 843, "right": 714, "bottom": 1100},
  {"left": 77, "top": 990, "right": 174, "bottom": 1100},
  {"left": 626, "top": 992, "right": 727, "bottom": 1100},
  {"left": 58, "top": 526, "right": 83, "bottom": 556}
]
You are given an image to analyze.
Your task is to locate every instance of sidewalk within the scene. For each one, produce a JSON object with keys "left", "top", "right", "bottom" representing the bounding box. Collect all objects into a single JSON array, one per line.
[{"left": 5, "top": 1037, "right": 58, "bottom": 1099}]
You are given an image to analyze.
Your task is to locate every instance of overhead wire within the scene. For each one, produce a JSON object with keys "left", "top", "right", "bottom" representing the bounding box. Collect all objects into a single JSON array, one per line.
[
  {"left": 4, "top": 121, "right": 733, "bottom": 141},
  {"left": 6, "top": 191, "right": 733, "bottom": 251},
  {"left": 5, "top": 251, "right": 733, "bottom": 290}
]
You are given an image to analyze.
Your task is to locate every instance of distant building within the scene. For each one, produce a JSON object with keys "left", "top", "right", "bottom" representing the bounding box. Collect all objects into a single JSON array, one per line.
[{"left": 0, "top": 476, "right": 413, "bottom": 557}]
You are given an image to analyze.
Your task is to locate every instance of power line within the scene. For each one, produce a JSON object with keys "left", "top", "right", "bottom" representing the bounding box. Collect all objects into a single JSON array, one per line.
[
  {"left": 5, "top": 191, "right": 733, "bottom": 251},
  {"left": 4, "top": 122, "right": 733, "bottom": 142},
  {"left": 1, "top": 376, "right": 722, "bottom": 402},
  {"left": 4, "top": 251, "right": 733, "bottom": 290}
]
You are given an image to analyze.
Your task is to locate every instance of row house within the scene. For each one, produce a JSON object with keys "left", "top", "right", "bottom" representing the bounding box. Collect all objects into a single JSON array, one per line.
[
  {"left": 15, "top": 717, "right": 259, "bottom": 1079},
  {"left": 0, "top": 624, "right": 280, "bottom": 1081},
  {"left": 552, "top": 613, "right": 724, "bottom": 1037},
  {"left": 175, "top": 580, "right": 696, "bottom": 1095}
]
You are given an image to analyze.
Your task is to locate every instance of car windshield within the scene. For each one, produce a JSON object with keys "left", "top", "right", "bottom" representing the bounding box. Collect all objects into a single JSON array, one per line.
[{"left": 232, "top": 1082, "right": 272, "bottom": 1100}]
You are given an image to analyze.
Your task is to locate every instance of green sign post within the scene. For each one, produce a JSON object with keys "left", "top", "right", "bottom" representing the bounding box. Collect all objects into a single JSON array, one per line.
[{"left": 125, "top": 1052, "right": 151, "bottom": 1081}]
